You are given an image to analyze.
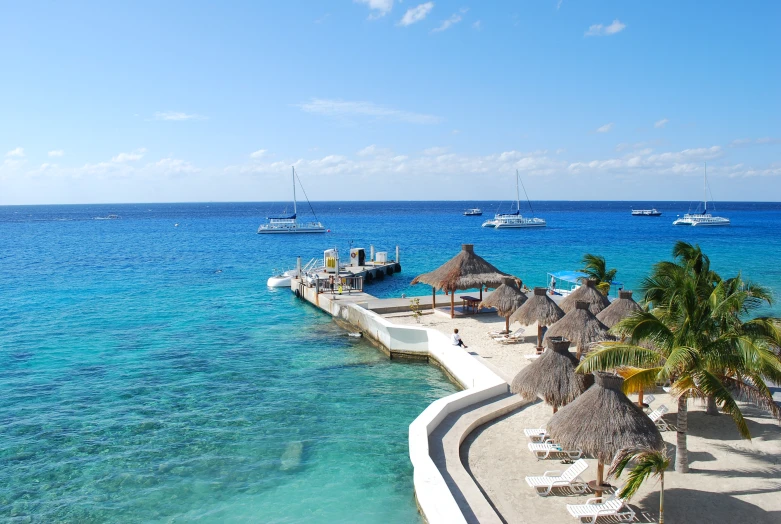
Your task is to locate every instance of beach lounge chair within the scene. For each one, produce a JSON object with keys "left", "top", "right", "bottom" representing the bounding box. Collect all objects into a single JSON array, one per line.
[
  {"left": 491, "top": 327, "right": 525, "bottom": 341},
  {"left": 528, "top": 441, "right": 583, "bottom": 460},
  {"left": 648, "top": 405, "right": 671, "bottom": 431},
  {"left": 566, "top": 495, "right": 636, "bottom": 523},
  {"left": 525, "top": 458, "right": 589, "bottom": 496},
  {"left": 524, "top": 428, "right": 549, "bottom": 442},
  {"left": 640, "top": 394, "right": 655, "bottom": 411}
]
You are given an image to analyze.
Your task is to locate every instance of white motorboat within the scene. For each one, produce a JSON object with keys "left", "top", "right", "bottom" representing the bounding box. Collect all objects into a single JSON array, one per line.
[
  {"left": 631, "top": 209, "right": 662, "bottom": 216},
  {"left": 258, "top": 167, "right": 326, "bottom": 234},
  {"left": 267, "top": 268, "right": 299, "bottom": 287},
  {"left": 673, "top": 163, "right": 730, "bottom": 227},
  {"left": 463, "top": 208, "right": 483, "bottom": 216},
  {"left": 486, "top": 170, "right": 546, "bottom": 229}
]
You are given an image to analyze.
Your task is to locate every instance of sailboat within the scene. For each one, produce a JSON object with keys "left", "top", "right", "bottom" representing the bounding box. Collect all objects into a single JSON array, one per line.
[
  {"left": 672, "top": 163, "right": 730, "bottom": 227},
  {"left": 482, "top": 170, "right": 546, "bottom": 228},
  {"left": 258, "top": 167, "right": 326, "bottom": 234}
]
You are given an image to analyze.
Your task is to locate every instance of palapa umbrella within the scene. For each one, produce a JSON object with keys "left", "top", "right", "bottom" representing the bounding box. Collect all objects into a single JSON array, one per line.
[
  {"left": 596, "top": 290, "right": 642, "bottom": 328},
  {"left": 544, "top": 300, "right": 611, "bottom": 359},
  {"left": 547, "top": 371, "right": 664, "bottom": 496},
  {"left": 479, "top": 276, "right": 528, "bottom": 333},
  {"left": 411, "top": 244, "right": 510, "bottom": 318},
  {"left": 509, "top": 287, "right": 564, "bottom": 353},
  {"left": 596, "top": 290, "right": 651, "bottom": 408},
  {"left": 510, "top": 337, "right": 593, "bottom": 413},
  {"left": 560, "top": 278, "right": 610, "bottom": 315}
]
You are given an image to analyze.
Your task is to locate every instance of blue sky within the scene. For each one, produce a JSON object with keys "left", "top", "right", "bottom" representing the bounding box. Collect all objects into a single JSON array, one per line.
[{"left": 1, "top": 1, "right": 779, "bottom": 204}]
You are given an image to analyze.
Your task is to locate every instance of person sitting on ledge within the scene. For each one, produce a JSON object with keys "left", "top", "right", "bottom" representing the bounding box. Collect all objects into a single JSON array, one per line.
[{"left": 451, "top": 328, "right": 468, "bottom": 348}]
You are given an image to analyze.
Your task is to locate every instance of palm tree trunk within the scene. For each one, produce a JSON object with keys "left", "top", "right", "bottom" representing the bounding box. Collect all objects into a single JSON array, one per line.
[
  {"left": 659, "top": 472, "right": 665, "bottom": 524},
  {"left": 706, "top": 395, "right": 719, "bottom": 416},
  {"left": 505, "top": 316, "right": 510, "bottom": 333},
  {"left": 536, "top": 324, "right": 543, "bottom": 352},
  {"left": 675, "top": 395, "right": 689, "bottom": 473}
]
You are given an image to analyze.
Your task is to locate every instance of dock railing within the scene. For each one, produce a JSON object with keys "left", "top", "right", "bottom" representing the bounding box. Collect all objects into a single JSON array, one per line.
[{"left": 311, "top": 275, "right": 364, "bottom": 294}]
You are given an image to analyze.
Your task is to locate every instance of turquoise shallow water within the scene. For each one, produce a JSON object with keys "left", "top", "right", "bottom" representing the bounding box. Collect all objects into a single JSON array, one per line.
[{"left": 1, "top": 201, "right": 780, "bottom": 522}]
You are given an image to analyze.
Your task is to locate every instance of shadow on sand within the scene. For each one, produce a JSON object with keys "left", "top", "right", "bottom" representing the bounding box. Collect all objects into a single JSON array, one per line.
[{"left": 634, "top": 487, "right": 781, "bottom": 524}]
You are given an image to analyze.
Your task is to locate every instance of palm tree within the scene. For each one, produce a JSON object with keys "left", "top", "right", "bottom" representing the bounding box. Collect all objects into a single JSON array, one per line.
[
  {"left": 578, "top": 241, "right": 781, "bottom": 473},
  {"left": 608, "top": 447, "right": 670, "bottom": 524},
  {"left": 579, "top": 254, "right": 617, "bottom": 296}
]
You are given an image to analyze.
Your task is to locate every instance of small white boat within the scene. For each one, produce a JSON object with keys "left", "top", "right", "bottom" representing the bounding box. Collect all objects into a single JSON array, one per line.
[
  {"left": 259, "top": 167, "right": 326, "bottom": 234},
  {"left": 631, "top": 209, "right": 662, "bottom": 216},
  {"left": 673, "top": 163, "right": 730, "bottom": 227},
  {"left": 267, "top": 268, "right": 299, "bottom": 287},
  {"left": 94, "top": 214, "right": 121, "bottom": 220},
  {"left": 463, "top": 208, "right": 483, "bottom": 216}
]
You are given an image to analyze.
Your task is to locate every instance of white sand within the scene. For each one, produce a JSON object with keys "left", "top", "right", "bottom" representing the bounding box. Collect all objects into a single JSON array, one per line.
[{"left": 384, "top": 310, "right": 781, "bottom": 523}]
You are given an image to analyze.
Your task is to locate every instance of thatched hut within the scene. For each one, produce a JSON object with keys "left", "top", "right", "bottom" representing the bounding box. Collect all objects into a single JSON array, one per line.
[
  {"left": 479, "top": 277, "right": 528, "bottom": 333},
  {"left": 560, "top": 279, "right": 610, "bottom": 315},
  {"left": 411, "top": 244, "right": 510, "bottom": 318},
  {"left": 544, "top": 301, "right": 611, "bottom": 359},
  {"left": 547, "top": 371, "right": 664, "bottom": 496},
  {"left": 510, "top": 337, "right": 593, "bottom": 413},
  {"left": 509, "top": 287, "right": 564, "bottom": 352},
  {"left": 596, "top": 290, "right": 642, "bottom": 328}
]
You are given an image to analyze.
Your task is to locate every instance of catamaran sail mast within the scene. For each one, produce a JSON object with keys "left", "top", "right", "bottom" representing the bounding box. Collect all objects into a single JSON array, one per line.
[
  {"left": 515, "top": 171, "right": 520, "bottom": 212},
  {"left": 703, "top": 162, "right": 707, "bottom": 213},
  {"left": 292, "top": 166, "right": 298, "bottom": 216},
  {"left": 518, "top": 169, "right": 535, "bottom": 216}
]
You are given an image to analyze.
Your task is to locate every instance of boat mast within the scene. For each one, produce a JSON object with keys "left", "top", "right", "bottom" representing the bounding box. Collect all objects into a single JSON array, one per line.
[
  {"left": 703, "top": 162, "right": 707, "bottom": 213},
  {"left": 516, "top": 170, "right": 520, "bottom": 213},
  {"left": 292, "top": 166, "right": 297, "bottom": 216}
]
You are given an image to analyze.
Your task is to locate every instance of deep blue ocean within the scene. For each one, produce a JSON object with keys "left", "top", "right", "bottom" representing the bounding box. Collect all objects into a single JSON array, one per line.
[{"left": 2, "top": 201, "right": 780, "bottom": 522}]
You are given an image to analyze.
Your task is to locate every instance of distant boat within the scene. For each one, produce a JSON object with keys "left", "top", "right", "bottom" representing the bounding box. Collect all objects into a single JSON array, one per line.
[
  {"left": 463, "top": 208, "right": 483, "bottom": 216},
  {"left": 631, "top": 208, "right": 662, "bottom": 217},
  {"left": 258, "top": 167, "right": 326, "bottom": 234},
  {"left": 673, "top": 163, "right": 730, "bottom": 227},
  {"left": 482, "top": 170, "right": 546, "bottom": 228},
  {"left": 94, "top": 214, "right": 120, "bottom": 220}
]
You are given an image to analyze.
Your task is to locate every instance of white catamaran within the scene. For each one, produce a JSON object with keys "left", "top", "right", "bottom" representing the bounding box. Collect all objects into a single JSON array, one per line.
[
  {"left": 672, "top": 163, "right": 730, "bottom": 227},
  {"left": 258, "top": 167, "right": 326, "bottom": 234},
  {"left": 482, "top": 170, "right": 546, "bottom": 228}
]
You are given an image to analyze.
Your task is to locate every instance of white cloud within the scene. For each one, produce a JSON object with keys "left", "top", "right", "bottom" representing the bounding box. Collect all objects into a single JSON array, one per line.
[
  {"left": 154, "top": 111, "right": 204, "bottom": 121},
  {"left": 48, "top": 150, "right": 64, "bottom": 157},
  {"left": 654, "top": 118, "right": 669, "bottom": 128},
  {"left": 585, "top": 19, "right": 626, "bottom": 37},
  {"left": 153, "top": 158, "right": 200, "bottom": 175},
  {"left": 6, "top": 147, "right": 24, "bottom": 158},
  {"left": 250, "top": 149, "right": 267, "bottom": 159},
  {"left": 451, "top": 129, "right": 461, "bottom": 135},
  {"left": 596, "top": 123, "right": 614, "bottom": 133},
  {"left": 111, "top": 148, "right": 147, "bottom": 163},
  {"left": 730, "top": 138, "right": 753, "bottom": 147},
  {"left": 433, "top": 8, "right": 467, "bottom": 33},
  {"left": 472, "top": 20, "right": 481, "bottom": 30},
  {"left": 355, "top": 0, "right": 393, "bottom": 19},
  {"left": 399, "top": 2, "right": 434, "bottom": 26},
  {"left": 730, "top": 137, "right": 781, "bottom": 147},
  {"left": 568, "top": 145, "right": 723, "bottom": 175},
  {"left": 756, "top": 137, "right": 781, "bottom": 145},
  {"left": 298, "top": 98, "right": 441, "bottom": 124},
  {"left": 226, "top": 147, "right": 564, "bottom": 179},
  {"left": 556, "top": 0, "right": 564, "bottom": 10},
  {"left": 423, "top": 146, "right": 448, "bottom": 155}
]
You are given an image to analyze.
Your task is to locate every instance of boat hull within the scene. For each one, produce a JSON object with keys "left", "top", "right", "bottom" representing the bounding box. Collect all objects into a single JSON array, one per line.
[
  {"left": 258, "top": 226, "right": 326, "bottom": 234},
  {"left": 494, "top": 222, "right": 547, "bottom": 228},
  {"left": 267, "top": 276, "right": 293, "bottom": 287}
]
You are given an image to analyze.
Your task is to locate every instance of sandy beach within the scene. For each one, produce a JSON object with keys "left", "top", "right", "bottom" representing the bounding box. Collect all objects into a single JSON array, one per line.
[{"left": 384, "top": 309, "right": 781, "bottom": 524}]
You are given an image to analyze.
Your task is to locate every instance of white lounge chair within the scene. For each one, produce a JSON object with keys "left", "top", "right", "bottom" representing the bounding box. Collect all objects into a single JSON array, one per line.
[
  {"left": 528, "top": 441, "right": 583, "bottom": 460},
  {"left": 524, "top": 428, "right": 548, "bottom": 442},
  {"left": 491, "top": 327, "right": 525, "bottom": 342},
  {"left": 566, "top": 495, "right": 636, "bottom": 523},
  {"left": 648, "top": 404, "right": 671, "bottom": 431},
  {"left": 640, "top": 394, "right": 655, "bottom": 412},
  {"left": 525, "top": 458, "right": 589, "bottom": 496}
]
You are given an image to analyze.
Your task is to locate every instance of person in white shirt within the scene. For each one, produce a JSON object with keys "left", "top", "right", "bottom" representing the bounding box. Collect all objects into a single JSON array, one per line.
[{"left": 451, "top": 328, "right": 467, "bottom": 348}]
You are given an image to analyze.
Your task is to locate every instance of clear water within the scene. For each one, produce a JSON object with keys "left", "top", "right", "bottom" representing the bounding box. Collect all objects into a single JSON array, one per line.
[{"left": 1, "top": 201, "right": 779, "bottom": 522}]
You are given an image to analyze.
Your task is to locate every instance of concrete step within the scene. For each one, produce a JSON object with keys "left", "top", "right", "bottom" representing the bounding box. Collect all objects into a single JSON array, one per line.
[{"left": 428, "top": 392, "right": 527, "bottom": 524}]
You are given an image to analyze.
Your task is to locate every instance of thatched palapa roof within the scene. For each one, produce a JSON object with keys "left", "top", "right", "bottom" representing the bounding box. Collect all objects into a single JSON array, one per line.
[
  {"left": 544, "top": 301, "right": 611, "bottom": 350},
  {"left": 509, "top": 287, "right": 564, "bottom": 327},
  {"left": 511, "top": 337, "right": 593, "bottom": 409},
  {"left": 596, "top": 290, "right": 642, "bottom": 328},
  {"left": 560, "top": 279, "right": 610, "bottom": 315},
  {"left": 547, "top": 371, "right": 664, "bottom": 465},
  {"left": 480, "top": 277, "right": 527, "bottom": 317},
  {"left": 410, "top": 244, "right": 510, "bottom": 292}
]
